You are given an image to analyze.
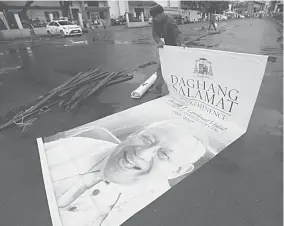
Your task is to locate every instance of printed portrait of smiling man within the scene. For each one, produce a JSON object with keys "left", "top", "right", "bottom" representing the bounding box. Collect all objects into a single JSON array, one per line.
[{"left": 44, "top": 120, "right": 209, "bottom": 226}]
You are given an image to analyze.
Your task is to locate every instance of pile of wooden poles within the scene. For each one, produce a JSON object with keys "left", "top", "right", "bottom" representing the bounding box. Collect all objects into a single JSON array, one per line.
[{"left": 0, "top": 65, "right": 133, "bottom": 132}]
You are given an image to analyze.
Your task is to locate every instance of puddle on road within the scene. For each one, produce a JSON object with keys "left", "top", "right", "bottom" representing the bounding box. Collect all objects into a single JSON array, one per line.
[
  {"left": 132, "top": 41, "right": 153, "bottom": 45},
  {"left": 64, "top": 40, "right": 89, "bottom": 47},
  {"left": 0, "top": 66, "right": 22, "bottom": 76},
  {"left": 254, "top": 108, "right": 283, "bottom": 137},
  {"left": 0, "top": 46, "right": 35, "bottom": 75},
  {"left": 188, "top": 41, "right": 219, "bottom": 49},
  {"left": 62, "top": 39, "right": 89, "bottom": 47},
  {"left": 53, "top": 68, "right": 78, "bottom": 76},
  {"left": 93, "top": 39, "right": 154, "bottom": 46}
]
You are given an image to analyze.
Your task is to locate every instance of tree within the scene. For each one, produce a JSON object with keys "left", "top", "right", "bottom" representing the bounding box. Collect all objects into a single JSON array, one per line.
[
  {"left": 206, "top": 1, "right": 229, "bottom": 14},
  {"left": 190, "top": 1, "right": 229, "bottom": 14},
  {"left": 59, "top": 1, "right": 72, "bottom": 19},
  {"left": 269, "top": 1, "right": 282, "bottom": 13},
  {"left": 20, "top": 1, "right": 34, "bottom": 21}
]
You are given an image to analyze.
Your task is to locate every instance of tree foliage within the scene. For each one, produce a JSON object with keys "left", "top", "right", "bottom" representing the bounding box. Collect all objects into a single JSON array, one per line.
[
  {"left": 20, "top": 1, "right": 34, "bottom": 21},
  {"left": 182, "top": 1, "right": 229, "bottom": 14},
  {"left": 205, "top": 1, "right": 230, "bottom": 14},
  {"left": 59, "top": 1, "right": 72, "bottom": 18}
]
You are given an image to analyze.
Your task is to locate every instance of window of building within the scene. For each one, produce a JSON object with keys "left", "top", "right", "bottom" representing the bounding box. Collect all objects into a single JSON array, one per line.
[
  {"left": 44, "top": 12, "right": 50, "bottom": 22},
  {"left": 86, "top": 1, "right": 99, "bottom": 7},
  {"left": 99, "top": 12, "right": 105, "bottom": 19},
  {"left": 72, "top": 8, "right": 79, "bottom": 20},
  {"left": 0, "top": 17, "right": 7, "bottom": 30},
  {"left": 6, "top": 11, "right": 18, "bottom": 29},
  {"left": 52, "top": 11, "right": 60, "bottom": 19},
  {"left": 134, "top": 8, "right": 144, "bottom": 19}
]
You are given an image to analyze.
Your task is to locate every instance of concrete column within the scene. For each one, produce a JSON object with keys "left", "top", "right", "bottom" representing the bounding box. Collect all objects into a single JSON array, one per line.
[
  {"left": 0, "top": 12, "right": 10, "bottom": 30},
  {"left": 49, "top": 13, "right": 54, "bottom": 21},
  {"left": 125, "top": 12, "right": 130, "bottom": 25},
  {"left": 79, "top": 1, "right": 89, "bottom": 27},
  {"left": 78, "top": 12, "right": 83, "bottom": 27},
  {"left": 141, "top": 12, "right": 144, "bottom": 22},
  {"left": 14, "top": 14, "right": 23, "bottom": 29},
  {"left": 274, "top": 4, "right": 278, "bottom": 13},
  {"left": 177, "top": 1, "right": 181, "bottom": 10},
  {"left": 228, "top": 4, "right": 232, "bottom": 11},
  {"left": 118, "top": 1, "right": 126, "bottom": 16},
  {"left": 105, "top": 10, "right": 111, "bottom": 26}
]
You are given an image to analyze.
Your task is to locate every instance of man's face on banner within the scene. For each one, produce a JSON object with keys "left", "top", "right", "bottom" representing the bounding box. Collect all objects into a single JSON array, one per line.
[{"left": 101, "top": 122, "right": 206, "bottom": 184}]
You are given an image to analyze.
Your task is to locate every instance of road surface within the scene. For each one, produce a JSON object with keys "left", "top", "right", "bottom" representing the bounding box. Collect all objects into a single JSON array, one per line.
[{"left": 0, "top": 18, "right": 282, "bottom": 226}]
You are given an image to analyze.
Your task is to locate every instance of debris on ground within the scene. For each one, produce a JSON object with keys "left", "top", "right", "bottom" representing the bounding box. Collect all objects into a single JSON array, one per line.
[
  {"left": 0, "top": 66, "right": 133, "bottom": 132},
  {"left": 138, "top": 61, "right": 157, "bottom": 69},
  {"left": 0, "top": 66, "right": 22, "bottom": 76}
]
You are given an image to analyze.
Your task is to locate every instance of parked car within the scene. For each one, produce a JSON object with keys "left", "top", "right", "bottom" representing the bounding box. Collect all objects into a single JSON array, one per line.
[
  {"left": 46, "top": 20, "right": 82, "bottom": 37},
  {"left": 236, "top": 14, "right": 245, "bottom": 19},
  {"left": 22, "top": 18, "right": 46, "bottom": 28},
  {"left": 111, "top": 16, "right": 127, "bottom": 26},
  {"left": 130, "top": 17, "right": 141, "bottom": 22},
  {"left": 173, "top": 15, "right": 182, "bottom": 25},
  {"left": 92, "top": 19, "right": 100, "bottom": 25},
  {"left": 214, "top": 14, "right": 220, "bottom": 21},
  {"left": 219, "top": 15, "right": 228, "bottom": 20},
  {"left": 181, "top": 16, "right": 190, "bottom": 24}
]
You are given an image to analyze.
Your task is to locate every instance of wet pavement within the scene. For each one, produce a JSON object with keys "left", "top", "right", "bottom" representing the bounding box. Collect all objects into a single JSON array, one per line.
[{"left": 0, "top": 19, "right": 282, "bottom": 226}]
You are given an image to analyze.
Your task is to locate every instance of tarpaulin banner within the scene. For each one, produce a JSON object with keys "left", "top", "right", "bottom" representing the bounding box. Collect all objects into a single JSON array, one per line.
[{"left": 37, "top": 46, "right": 267, "bottom": 226}]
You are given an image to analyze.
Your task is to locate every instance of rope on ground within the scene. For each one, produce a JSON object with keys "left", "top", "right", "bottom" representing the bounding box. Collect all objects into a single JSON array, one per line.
[
  {"left": 13, "top": 115, "right": 37, "bottom": 132},
  {"left": 11, "top": 105, "right": 51, "bottom": 132}
]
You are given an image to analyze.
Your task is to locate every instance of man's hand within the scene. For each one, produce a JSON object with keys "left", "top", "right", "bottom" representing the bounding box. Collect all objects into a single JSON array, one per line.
[
  {"left": 180, "top": 42, "right": 187, "bottom": 48},
  {"left": 157, "top": 39, "right": 164, "bottom": 48},
  {"left": 177, "top": 41, "right": 186, "bottom": 48},
  {"left": 56, "top": 172, "right": 102, "bottom": 208}
]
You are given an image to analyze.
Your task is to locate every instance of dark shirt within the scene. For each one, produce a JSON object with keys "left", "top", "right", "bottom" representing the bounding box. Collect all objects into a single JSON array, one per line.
[
  {"left": 152, "top": 14, "right": 183, "bottom": 46},
  {"left": 210, "top": 15, "right": 216, "bottom": 23}
]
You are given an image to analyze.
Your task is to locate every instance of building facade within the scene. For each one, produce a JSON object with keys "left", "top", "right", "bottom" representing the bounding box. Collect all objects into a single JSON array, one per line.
[
  {"left": 108, "top": 0, "right": 182, "bottom": 19},
  {"left": 1, "top": 1, "right": 64, "bottom": 22},
  {"left": 84, "top": 1, "right": 110, "bottom": 21},
  {"left": 274, "top": 1, "right": 283, "bottom": 13},
  {"left": 247, "top": 1, "right": 265, "bottom": 16},
  {"left": 0, "top": 0, "right": 185, "bottom": 29}
]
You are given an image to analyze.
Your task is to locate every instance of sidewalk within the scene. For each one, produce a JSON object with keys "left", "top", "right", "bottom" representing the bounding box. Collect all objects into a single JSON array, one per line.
[
  {"left": 186, "top": 19, "right": 281, "bottom": 54},
  {"left": 273, "top": 18, "right": 283, "bottom": 26}
]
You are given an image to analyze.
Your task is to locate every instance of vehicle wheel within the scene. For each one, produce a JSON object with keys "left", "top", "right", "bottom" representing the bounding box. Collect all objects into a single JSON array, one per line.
[
  {"left": 60, "top": 30, "right": 65, "bottom": 38},
  {"left": 47, "top": 30, "right": 52, "bottom": 37}
]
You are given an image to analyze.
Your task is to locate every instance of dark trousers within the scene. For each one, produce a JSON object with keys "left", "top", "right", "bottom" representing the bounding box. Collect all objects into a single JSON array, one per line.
[
  {"left": 154, "top": 63, "right": 169, "bottom": 95},
  {"left": 30, "top": 29, "right": 41, "bottom": 40},
  {"left": 208, "top": 22, "right": 217, "bottom": 31}
]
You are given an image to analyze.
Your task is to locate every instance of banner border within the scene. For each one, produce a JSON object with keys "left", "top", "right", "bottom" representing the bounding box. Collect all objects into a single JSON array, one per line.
[{"left": 37, "top": 138, "right": 62, "bottom": 226}]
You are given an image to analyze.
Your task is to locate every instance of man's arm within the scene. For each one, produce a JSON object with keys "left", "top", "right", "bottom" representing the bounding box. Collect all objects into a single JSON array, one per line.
[
  {"left": 56, "top": 172, "right": 102, "bottom": 208},
  {"left": 170, "top": 22, "right": 185, "bottom": 46},
  {"left": 152, "top": 21, "right": 162, "bottom": 44}
]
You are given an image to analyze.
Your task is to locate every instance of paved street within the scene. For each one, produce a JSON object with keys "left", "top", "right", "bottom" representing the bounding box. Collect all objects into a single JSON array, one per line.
[{"left": 0, "top": 18, "right": 282, "bottom": 226}]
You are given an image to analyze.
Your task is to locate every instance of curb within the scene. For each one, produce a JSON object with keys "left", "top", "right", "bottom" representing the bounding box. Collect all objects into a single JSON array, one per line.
[
  {"left": 0, "top": 28, "right": 49, "bottom": 42},
  {"left": 272, "top": 18, "right": 283, "bottom": 27}
]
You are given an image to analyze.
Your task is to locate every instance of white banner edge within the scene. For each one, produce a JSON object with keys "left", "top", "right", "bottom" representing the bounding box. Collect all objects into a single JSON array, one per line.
[{"left": 37, "top": 138, "right": 62, "bottom": 226}]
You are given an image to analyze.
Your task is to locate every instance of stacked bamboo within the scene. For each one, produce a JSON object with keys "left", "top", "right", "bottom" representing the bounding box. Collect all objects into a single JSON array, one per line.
[{"left": 0, "top": 66, "right": 133, "bottom": 132}]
